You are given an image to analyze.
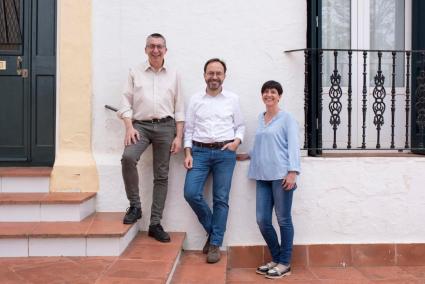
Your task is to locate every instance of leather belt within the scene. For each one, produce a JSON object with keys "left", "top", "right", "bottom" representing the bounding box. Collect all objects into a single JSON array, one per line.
[
  {"left": 135, "top": 116, "right": 173, "bottom": 124},
  {"left": 192, "top": 140, "right": 234, "bottom": 149}
]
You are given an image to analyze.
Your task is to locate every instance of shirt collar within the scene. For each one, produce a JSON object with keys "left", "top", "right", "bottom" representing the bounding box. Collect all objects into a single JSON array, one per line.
[
  {"left": 143, "top": 60, "right": 167, "bottom": 72},
  {"left": 203, "top": 88, "right": 228, "bottom": 98}
]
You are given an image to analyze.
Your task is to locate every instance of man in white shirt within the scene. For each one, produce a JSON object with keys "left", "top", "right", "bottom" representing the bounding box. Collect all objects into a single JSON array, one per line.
[
  {"left": 118, "top": 33, "right": 184, "bottom": 243},
  {"left": 183, "top": 58, "right": 245, "bottom": 263}
]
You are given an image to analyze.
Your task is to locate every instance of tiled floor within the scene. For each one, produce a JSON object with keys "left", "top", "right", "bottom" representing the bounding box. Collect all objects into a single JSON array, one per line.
[
  {"left": 228, "top": 266, "right": 425, "bottom": 283},
  {"left": 0, "top": 232, "right": 185, "bottom": 283},
  {"left": 1, "top": 244, "right": 425, "bottom": 283}
]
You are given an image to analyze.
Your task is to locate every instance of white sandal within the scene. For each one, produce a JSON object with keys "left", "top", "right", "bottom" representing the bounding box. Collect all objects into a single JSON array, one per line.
[
  {"left": 256, "top": 261, "right": 277, "bottom": 275},
  {"left": 265, "top": 264, "right": 291, "bottom": 279}
]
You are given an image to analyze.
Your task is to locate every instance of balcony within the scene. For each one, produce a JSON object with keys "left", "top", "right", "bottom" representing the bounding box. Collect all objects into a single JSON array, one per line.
[{"left": 286, "top": 48, "right": 425, "bottom": 156}]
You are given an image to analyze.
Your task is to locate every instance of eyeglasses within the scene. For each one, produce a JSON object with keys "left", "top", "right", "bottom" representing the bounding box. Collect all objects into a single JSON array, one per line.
[
  {"left": 146, "top": 44, "right": 165, "bottom": 50},
  {"left": 205, "top": 71, "right": 224, "bottom": 77}
]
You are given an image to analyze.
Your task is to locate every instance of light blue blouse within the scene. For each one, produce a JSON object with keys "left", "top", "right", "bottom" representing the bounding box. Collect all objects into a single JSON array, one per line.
[{"left": 248, "top": 110, "right": 301, "bottom": 181}]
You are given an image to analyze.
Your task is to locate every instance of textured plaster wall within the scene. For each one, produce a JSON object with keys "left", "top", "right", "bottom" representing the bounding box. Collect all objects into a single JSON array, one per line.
[{"left": 92, "top": 0, "right": 425, "bottom": 249}]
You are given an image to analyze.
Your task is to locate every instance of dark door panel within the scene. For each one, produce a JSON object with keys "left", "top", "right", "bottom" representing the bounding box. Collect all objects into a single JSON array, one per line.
[
  {"left": 30, "top": 0, "right": 56, "bottom": 165},
  {"left": 0, "top": 0, "right": 56, "bottom": 166},
  {"left": 411, "top": 0, "right": 425, "bottom": 154},
  {"left": 0, "top": 0, "right": 30, "bottom": 163}
]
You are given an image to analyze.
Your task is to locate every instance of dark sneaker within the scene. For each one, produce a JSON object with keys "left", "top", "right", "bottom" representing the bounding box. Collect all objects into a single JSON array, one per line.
[
  {"left": 206, "top": 245, "right": 221, "bottom": 263},
  {"left": 123, "top": 207, "right": 141, "bottom": 224},
  {"left": 256, "top": 261, "right": 277, "bottom": 275},
  {"left": 148, "top": 224, "right": 171, "bottom": 243},
  {"left": 265, "top": 264, "right": 291, "bottom": 279},
  {"left": 202, "top": 235, "right": 210, "bottom": 254}
]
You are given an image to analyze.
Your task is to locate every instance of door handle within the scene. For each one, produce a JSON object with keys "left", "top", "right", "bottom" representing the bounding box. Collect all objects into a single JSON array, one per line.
[
  {"left": 16, "top": 56, "right": 28, "bottom": 78},
  {"left": 17, "top": 56, "right": 22, "bottom": 75}
]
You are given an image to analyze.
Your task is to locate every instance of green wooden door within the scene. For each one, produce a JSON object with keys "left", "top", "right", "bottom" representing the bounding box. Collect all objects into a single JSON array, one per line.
[{"left": 0, "top": 0, "right": 56, "bottom": 166}]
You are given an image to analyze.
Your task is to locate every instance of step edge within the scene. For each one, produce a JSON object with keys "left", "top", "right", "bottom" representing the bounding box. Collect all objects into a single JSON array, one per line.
[
  {"left": 0, "top": 167, "right": 52, "bottom": 177},
  {"left": 0, "top": 192, "right": 97, "bottom": 205}
]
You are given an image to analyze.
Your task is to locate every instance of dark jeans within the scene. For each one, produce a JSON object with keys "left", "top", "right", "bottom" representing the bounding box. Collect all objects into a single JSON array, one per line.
[
  {"left": 121, "top": 119, "right": 175, "bottom": 225},
  {"left": 256, "top": 179, "right": 295, "bottom": 265},
  {"left": 183, "top": 146, "right": 237, "bottom": 246}
]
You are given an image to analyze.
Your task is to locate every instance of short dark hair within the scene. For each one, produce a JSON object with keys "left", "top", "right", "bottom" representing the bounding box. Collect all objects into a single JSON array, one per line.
[
  {"left": 146, "top": 33, "right": 166, "bottom": 47},
  {"left": 204, "top": 58, "right": 227, "bottom": 74},
  {"left": 261, "top": 80, "right": 283, "bottom": 96}
]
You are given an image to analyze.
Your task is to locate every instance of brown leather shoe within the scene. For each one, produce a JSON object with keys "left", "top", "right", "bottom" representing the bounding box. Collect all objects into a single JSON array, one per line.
[
  {"left": 207, "top": 245, "right": 221, "bottom": 263},
  {"left": 202, "top": 235, "right": 210, "bottom": 254}
]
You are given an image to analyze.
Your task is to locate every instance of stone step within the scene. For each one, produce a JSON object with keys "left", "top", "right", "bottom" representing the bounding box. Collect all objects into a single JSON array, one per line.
[
  {"left": 0, "top": 192, "right": 96, "bottom": 222},
  {"left": 171, "top": 250, "right": 228, "bottom": 284},
  {"left": 111, "top": 232, "right": 186, "bottom": 283},
  {"left": 0, "top": 167, "right": 52, "bottom": 193},
  {"left": 0, "top": 212, "right": 139, "bottom": 257},
  {"left": 0, "top": 232, "right": 186, "bottom": 282}
]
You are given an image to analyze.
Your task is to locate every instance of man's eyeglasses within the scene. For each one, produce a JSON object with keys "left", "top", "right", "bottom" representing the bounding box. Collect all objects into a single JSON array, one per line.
[
  {"left": 205, "top": 72, "right": 224, "bottom": 77},
  {"left": 146, "top": 44, "right": 165, "bottom": 50}
]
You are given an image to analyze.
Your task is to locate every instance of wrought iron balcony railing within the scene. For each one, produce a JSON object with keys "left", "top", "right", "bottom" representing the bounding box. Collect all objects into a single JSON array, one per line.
[{"left": 285, "top": 48, "right": 425, "bottom": 154}]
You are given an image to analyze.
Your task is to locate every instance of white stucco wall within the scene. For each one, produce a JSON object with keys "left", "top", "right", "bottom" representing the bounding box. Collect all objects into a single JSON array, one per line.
[{"left": 92, "top": 0, "right": 425, "bottom": 249}]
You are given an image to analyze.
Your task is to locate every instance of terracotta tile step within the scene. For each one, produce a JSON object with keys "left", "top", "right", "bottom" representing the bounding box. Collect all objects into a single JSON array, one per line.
[
  {"left": 0, "top": 212, "right": 132, "bottom": 238},
  {"left": 121, "top": 231, "right": 186, "bottom": 261},
  {"left": 172, "top": 250, "right": 228, "bottom": 284},
  {"left": 0, "top": 232, "right": 187, "bottom": 282},
  {"left": 0, "top": 167, "right": 52, "bottom": 177},
  {"left": 0, "top": 192, "right": 96, "bottom": 205}
]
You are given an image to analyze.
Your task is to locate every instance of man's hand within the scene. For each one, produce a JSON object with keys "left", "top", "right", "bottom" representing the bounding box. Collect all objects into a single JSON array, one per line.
[
  {"left": 184, "top": 148, "right": 193, "bottom": 169},
  {"left": 282, "top": 171, "right": 297, "bottom": 191},
  {"left": 124, "top": 126, "right": 140, "bottom": 146},
  {"left": 172, "top": 122, "right": 184, "bottom": 155},
  {"left": 170, "top": 137, "right": 182, "bottom": 154},
  {"left": 221, "top": 138, "right": 241, "bottom": 152}
]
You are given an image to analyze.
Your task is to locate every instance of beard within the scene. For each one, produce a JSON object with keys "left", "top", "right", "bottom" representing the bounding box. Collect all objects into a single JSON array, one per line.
[{"left": 206, "top": 79, "right": 223, "bottom": 90}]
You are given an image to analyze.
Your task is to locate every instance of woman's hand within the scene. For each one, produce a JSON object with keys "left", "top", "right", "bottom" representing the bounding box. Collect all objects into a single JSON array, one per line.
[
  {"left": 236, "top": 153, "right": 250, "bottom": 161},
  {"left": 282, "top": 171, "right": 297, "bottom": 190}
]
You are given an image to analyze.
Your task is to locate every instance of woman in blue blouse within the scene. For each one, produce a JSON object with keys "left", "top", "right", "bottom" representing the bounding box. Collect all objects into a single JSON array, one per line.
[{"left": 238, "top": 80, "right": 300, "bottom": 279}]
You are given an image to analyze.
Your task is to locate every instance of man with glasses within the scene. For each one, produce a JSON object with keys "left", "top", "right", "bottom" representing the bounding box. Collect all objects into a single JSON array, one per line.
[
  {"left": 118, "top": 33, "right": 184, "bottom": 243},
  {"left": 183, "top": 58, "right": 245, "bottom": 263}
]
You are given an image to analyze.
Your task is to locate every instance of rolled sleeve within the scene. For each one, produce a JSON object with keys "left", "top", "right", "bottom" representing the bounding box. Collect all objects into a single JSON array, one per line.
[
  {"left": 233, "top": 96, "right": 245, "bottom": 143},
  {"left": 287, "top": 115, "right": 301, "bottom": 174},
  {"left": 174, "top": 73, "right": 185, "bottom": 121},
  {"left": 117, "top": 70, "right": 134, "bottom": 119},
  {"left": 183, "top": 98, "right": 195, "bottom": 148}
]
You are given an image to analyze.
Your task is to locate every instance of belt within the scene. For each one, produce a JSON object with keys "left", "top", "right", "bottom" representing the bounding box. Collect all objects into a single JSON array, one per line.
[
  {"left": 192, "top": 140, "right": 234, "bottom": 149},
  {"left": 135, "top": 116, "right": 173, "bottom": 124}
]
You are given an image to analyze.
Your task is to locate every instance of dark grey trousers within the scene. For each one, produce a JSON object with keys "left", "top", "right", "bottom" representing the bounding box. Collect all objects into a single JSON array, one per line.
[{"left": 121, "top": 119, "right": 176, "bottom": 225}]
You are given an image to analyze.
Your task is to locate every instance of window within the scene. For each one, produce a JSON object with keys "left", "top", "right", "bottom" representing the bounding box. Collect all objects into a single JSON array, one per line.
[{"left": 319, "top": 0, "right": 412, "bottom": 151}]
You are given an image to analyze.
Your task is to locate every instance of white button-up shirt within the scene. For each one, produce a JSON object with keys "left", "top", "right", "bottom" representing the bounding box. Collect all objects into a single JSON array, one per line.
[
  {"left": 118, "top": 61, "right": 185, "bottom": 121},
  {"left": 184, "top": 89, "right": 245, "bottom": 148}
]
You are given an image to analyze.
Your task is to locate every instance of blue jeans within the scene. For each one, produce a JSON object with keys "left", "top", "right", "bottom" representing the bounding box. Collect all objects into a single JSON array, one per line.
[
  {"left": 184, "top": 146, "right": 236, "bottom": 246},
  {"left": 256, "top": 180, "right": 295, "bottom": 265}
]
